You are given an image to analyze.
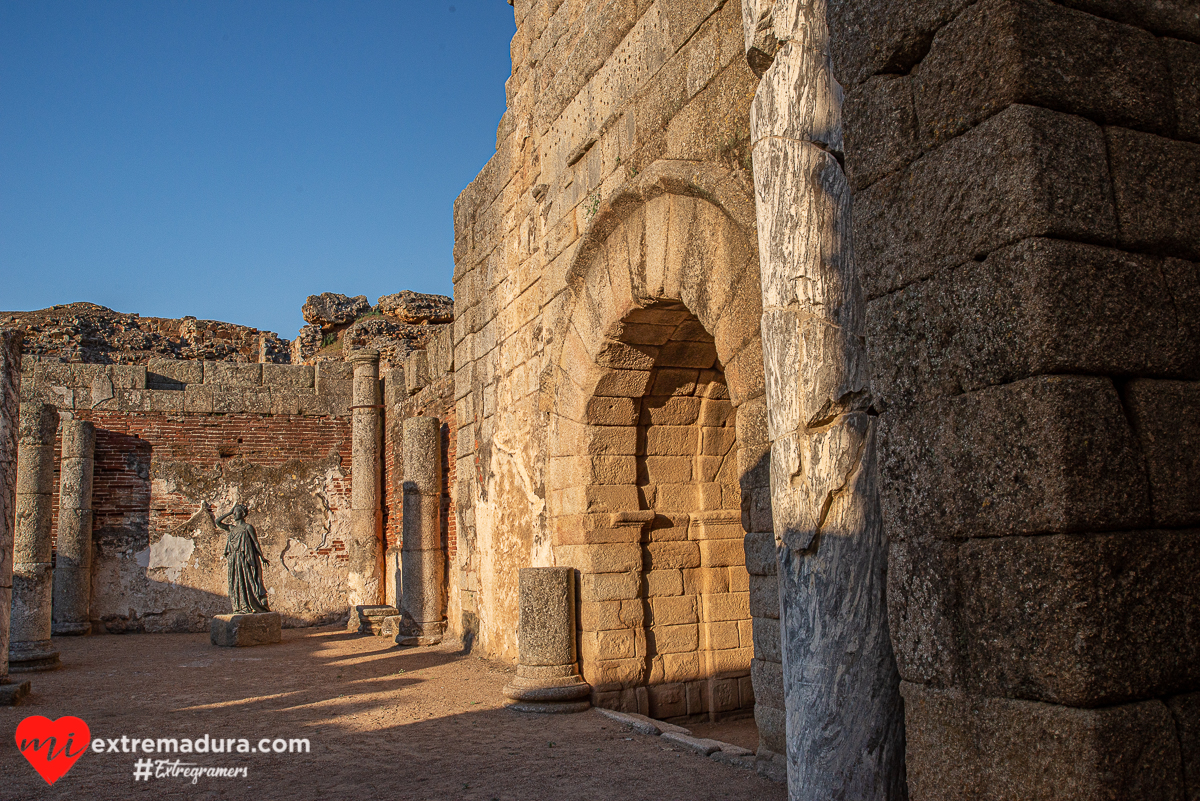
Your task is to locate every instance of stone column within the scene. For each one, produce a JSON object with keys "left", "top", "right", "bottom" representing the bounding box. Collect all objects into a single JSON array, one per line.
[
  {"left": 0, "top": 332, "right": 31, "bottom": 702},
  {"left": 347, "top": 349, "right": 383, "bottom": 622},
  {"left": 10, "top": 402, "right": 60, "bottom": 672},
  {"left": 502, "top": 567, "right": 590, "bottom": 713},
  {"left": 739, "top": 0, "right": 905, "bottom": 798},
  {"left": 397, "top": 415, "right": 445, "bottom": 645},
  {"left": 52, "top": 419, "right": 94, "bottom": 636}
]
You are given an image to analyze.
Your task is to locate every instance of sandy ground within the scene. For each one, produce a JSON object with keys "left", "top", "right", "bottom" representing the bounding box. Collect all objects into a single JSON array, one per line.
[{"left": 1, "top": 626, "right": 785, "bottom": 801}]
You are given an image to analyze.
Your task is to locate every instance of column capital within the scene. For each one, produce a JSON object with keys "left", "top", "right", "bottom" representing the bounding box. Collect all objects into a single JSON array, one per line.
[{"left": 348, "top": 348, "right": 381, "bottom": 365}]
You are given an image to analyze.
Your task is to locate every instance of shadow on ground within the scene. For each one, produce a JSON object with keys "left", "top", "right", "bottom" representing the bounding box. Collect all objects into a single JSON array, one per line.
[{"left": 0, "top": 626, "right": 784, "bottom": 801}]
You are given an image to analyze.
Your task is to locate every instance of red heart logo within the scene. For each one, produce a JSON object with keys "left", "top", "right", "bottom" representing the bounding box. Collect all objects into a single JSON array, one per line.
[{"left": 15, "top": 715, "right": 91, "bottom": 785}]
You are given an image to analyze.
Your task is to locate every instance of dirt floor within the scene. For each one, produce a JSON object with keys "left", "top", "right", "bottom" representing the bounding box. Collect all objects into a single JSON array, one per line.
[{"left": 1, "top": 626, "right": 785, "bottom": 800}]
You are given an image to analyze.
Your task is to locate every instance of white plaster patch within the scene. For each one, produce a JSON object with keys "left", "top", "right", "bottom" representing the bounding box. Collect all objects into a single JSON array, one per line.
[{"left": 148, "top": 533, "right": 196, "bottom": 583}]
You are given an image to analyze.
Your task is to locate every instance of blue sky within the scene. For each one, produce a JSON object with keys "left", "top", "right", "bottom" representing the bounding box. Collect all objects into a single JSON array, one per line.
[{"left": 1, "top": 0, "right": 516, "bottom": 338}]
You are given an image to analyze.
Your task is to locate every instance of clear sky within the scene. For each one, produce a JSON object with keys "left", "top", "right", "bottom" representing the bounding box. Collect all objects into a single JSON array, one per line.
[{"left": 1, "top": 0, "right": 516, "bottom": 338}]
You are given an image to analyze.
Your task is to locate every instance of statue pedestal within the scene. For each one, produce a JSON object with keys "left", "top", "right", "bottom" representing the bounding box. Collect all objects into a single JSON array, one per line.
[{"left": 210, "top": 613, "right": 281, "bottom": 647}]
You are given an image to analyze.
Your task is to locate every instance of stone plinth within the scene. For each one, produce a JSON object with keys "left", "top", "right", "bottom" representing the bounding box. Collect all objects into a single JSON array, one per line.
[
  {"left": 397, "top": 415, "right": 445, "bottom": 646},
  {"left": 52, "top": 419, "right": 95, "bottom": 636},
  {"left": 0, "top": 331, "right": 23, "bottom": 688},
  {"left": 0, "top": 678, "right": 31, "bottom": 706},
  {"left": 503, "top": 567, "right": 590, "bottom": 713},
  {"left": 9, "top": 402, "right": 60, "bottom": 673},
  {"left": 211, "top": 612, "right": 281, "bottom": 647},
  {"left": 353, "top": 604, "right": 398, "bottom": 635}
]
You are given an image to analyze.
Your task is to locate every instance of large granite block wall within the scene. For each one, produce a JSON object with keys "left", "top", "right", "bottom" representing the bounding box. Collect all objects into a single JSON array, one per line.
[{"left": 835, "top": 0, "right": 1200, "bottom": 795}]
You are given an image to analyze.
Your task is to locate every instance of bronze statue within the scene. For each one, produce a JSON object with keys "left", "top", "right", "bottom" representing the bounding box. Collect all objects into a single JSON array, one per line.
[{"left": 213, "top": 503, "right": 271, "bottom": 614}]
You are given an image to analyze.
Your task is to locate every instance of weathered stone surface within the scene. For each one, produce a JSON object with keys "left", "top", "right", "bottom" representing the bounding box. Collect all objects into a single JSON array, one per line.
[
  {"left": 10, "top": 402, "right": 59, "bottom": 672},
  {"left": 210, "top": 612, "right": 281, "bottom": 647},
  {"left": 902, "top": 682, "right": 1185, "bottom": 800},
  {"left": 742, "top": 531, "right": 776, "bottom": 576},
  {"left": 399, "top": 413, "right": 445, "bottom": 645},
  {"left": 961, "top": 531, "right": 1200, "bottom": 705},
  {"left": 879, "top": 376, "right": 1150, "bottom": 540},
  {"left": 52, "top": 419, "right": 94, "bottom": 636},
  {"left": 1106, "top": 126, "right": 1200, "bottom": 260},
  {"left": 0, "top": 330, "right": 20, "bottom": 682},
  {"left": 914, "top": 0, "right": 1172, "bottom": 148},
  {"left": 843, "top": 75, "right": 920, "bottom": 190},
  {"left": 827, "top": 0, "right": 974, "bottom": 89},
  {"left": 376, "top": 291, "right": 453, "bottom": 324},
  {"left": 516, "top": 567, "right": 575, "bottom": 668},
  {"left": 0, "top": 679, "right": 31, "bottom": 706},
  {"left": 1124, "top": 379, "right": 1200, "bottom": 527},
  {"left": 855, "top": 104, "right": 1117, "bottom": 299},
  {"left": 1166, "top": 37, "right": 1200, "bottom": 144},
  {"left": 302, "top": 293, "right": 370, "bottom": 329},
  {"left": 661, "top": 731, "right": 723, "bottom": 755},
  {"left": 503, "top": 567, "right": 590, "bottom": 712},
  {"left": 891, "top": 531, "right": 1200, "bottom": 705},
  {"left": 867, "top": 239, "right": 1200, "bottom": 412},
  {"left": 147, "top": 357, "right": 203, "bottom": 388},
  {"left": 399, "top": 548, "right": 445, "bottom": 627},
  {"left": 202, "top": 361, "right": 261, "bottom": 387},
  {"left": 2, "top": 302, "right": 287, "bottom": 365},
  {"left": 380, "top": 614, "right": 401, "bottom": 639},
  {"left": 591, "top": 706, "right": 692, "bottom": 735},
  {"left": 1056, "top": 0, "right": 1200, "bottom": 41},
  {"left": 1168, "top": 691, "right": 1200, "bottom": 801},
  {"left": 402, "top": 416, "right": 442, "bottom": 496},
  {"left": 348, "top": 350, "right": 382, "bottom": 617},
  {"left": 352, "top": 605, "right": 398, "bottom": 636}
]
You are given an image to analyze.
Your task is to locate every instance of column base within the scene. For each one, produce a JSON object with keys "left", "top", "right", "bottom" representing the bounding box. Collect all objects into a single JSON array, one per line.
[
  {"left": 396, "top": 619, "right": 445, "bottom": 646},
  {"left": 8, "top": 641, "right": 61, "bottom": 672},
  {"left": 52, "top": 621, "right": 92, "bottom": 636},
  {"left": 0, "top": 679, "right": 32, "bottom": 705},
  {"left": 210, "top": 612, "right": 281, "bottom": 647},
  {"left": 503, "top": 666, "right": 591, "bottom": 713}
]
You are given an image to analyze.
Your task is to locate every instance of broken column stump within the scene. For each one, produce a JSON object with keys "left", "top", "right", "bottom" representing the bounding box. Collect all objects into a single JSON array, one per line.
[
  {"left": 211, "top": 612, "right": 282, "bottom": 647},
  {"left": 52, "top": 419, "right": 95, "bottom": 636},
  {"left": 503, "top": 567, "right": 591, "bottom": 713},
  {"left": 397, "top": 415, "right": 445, "bottom": 646},
  {"left": 9, "top": 402, "right": 61, "bottom": 672}
]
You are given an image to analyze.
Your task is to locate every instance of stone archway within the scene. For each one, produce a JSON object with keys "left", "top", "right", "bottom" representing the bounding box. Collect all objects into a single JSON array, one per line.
[{"left": 541, "top": 176, "right": 769, "bottom": 720}]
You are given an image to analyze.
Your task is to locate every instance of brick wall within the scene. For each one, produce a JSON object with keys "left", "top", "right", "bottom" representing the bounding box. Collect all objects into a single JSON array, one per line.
[{"left": 25, "top": 358, "right": 359, "bottom": 632}]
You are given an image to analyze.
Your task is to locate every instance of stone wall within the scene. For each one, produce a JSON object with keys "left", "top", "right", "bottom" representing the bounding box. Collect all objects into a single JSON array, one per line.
[
  {"left": 458, "top": 0, "right": 1199, "bottom": 794},
  {"left": 20, "top": 358, "right": 360, "bottom": 632},
  {"left": 835, "top": 0, "right": 1200, "bottom": 796},
  {"left": 453, "top": 0, "right": 767, "bottom": 722}
]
